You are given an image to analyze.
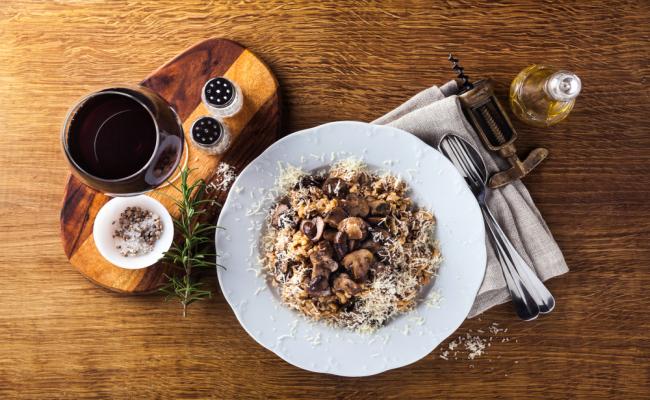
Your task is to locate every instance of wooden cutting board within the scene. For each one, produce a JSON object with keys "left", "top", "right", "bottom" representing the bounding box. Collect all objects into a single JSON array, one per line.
[{"left": 60, "top": 38, "right": 281, "bottom": 294}]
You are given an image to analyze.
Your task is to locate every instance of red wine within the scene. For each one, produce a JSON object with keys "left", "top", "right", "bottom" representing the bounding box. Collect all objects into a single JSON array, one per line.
[
  {"left": 67, "top": 93, "right": 156, "bottom": 180},
  {"left": 63, "top": 87, "right": 184, "bottom": 195}
]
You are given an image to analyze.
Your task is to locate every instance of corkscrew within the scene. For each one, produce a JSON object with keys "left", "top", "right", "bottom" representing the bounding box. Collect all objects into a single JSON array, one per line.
[
  {"left": 448, "top": 54, "right": 473, "bottom": 93},
  {"left": 447, "top": 54, "right": 548, "bottom": 188}
]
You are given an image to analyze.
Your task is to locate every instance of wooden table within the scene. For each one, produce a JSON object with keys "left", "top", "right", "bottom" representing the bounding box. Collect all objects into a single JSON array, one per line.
[{"left": 1, "top": 1, "right": 648, "bottom": 398}]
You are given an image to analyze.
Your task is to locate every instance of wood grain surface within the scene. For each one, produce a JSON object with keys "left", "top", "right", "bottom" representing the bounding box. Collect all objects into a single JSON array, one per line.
[
  {"left": 60, "top": 38, "right": 281, "bottom": 293},
  {"left": 1, "top": 1, "right": 649, "bottom": 399}
]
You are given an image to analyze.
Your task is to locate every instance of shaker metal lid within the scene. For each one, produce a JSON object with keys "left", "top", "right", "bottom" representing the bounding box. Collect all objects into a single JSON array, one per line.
[
  {"left": 203, "top": 77, "right": 235, "bottom": 108},
  {"left": 191, "top": 116, "right": 223, "bottom": 147}
]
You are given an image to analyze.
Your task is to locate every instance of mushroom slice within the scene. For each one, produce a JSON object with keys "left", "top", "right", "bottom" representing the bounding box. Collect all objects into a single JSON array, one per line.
[
  {"left": 310, "top": 242, "right": 338, "bottom": 272},
  {"left": 307, "top": 274, "right": 331, "bottom": 297},
  {"left": 322, "top": 177, "right": 349, "bottom": 198},
  {"left": 294, "top": 174, "right": 323, "bottom": 190},
  {"left": 300, "top": 219, "right": 316, "bottom": 238},
  {"left": 341, "top": 249, "right": 375, "bottom": 282},
  {"left": 368, "top": 199, "right": 390, "bottom": 216},
  {"left": 319, "top": 257, "right": 339, "bottom": 273},
  {"left": 348, "top": 239, "right": 359, "bottom": 252},
  {"left": 337, "top": 217, "right": 368, "bottom": 240},
  {"left": 322, "top": 228, "right": 338, "bottom": 242},
  {"left": 307, "top": 250, "right": 337, "bottom": 296},
  {"left": 342, "top": 194, "right": 370, "bottom": 218},
  {"left": 312, "top": 217, "right": 325, "bottom": 241},
  {"left": 324, "top": 207, "right": 347, "bottom": 228},
  {"left": 357, "top": 172, "right": 371, "bottom": 186},
  {"left": 310, "top": 240, "right": 334, "bottom": 263},
  {"left": 311, "top": 259, "right": 337, "bottom": 279},
  {"left": 360, "top": 239, "right": 381, "bottom": 254},
  {"left": 301, "top": 216, "right": 325, "bottom": 242},
  {"left": 311, "top": 262, "right": 331, "bottom": 279},
  {"left": 366, "top": 216, "right": 387, "bottom": 226},
  {"left": 333, "top": 273, "right": 361, "bottom": 297},
  {"left": 333, "top": 231, "right": 349, "bottom": 260}
]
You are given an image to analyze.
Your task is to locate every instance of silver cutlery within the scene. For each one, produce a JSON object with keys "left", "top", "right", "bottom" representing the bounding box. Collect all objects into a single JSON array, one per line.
[{"left": 439, "top": 134, "right": 555, "bottom": 320}]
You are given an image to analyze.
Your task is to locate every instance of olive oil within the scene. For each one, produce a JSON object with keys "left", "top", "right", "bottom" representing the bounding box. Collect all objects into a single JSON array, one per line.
[{"left": 509, "top": 65, "right": 581, "bottom": 127}]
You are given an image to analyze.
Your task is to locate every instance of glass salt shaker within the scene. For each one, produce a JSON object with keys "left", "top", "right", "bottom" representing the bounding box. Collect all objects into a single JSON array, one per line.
[
  {"left": 189, "top": 116, "right": 231, "bottom": 155},
  {"left": 201, "top": 77, "right": 243, "bottom": 118}
]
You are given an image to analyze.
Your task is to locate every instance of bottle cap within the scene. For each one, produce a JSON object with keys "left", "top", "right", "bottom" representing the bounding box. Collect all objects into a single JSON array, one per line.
[{"left": 546, "top": 71, "right": 581, "bottom": 102}]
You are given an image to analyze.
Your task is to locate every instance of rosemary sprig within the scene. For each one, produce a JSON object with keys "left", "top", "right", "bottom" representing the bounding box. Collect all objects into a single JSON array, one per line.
[{"left": 160, "top": 167, "right": 222, "bottom": 317}]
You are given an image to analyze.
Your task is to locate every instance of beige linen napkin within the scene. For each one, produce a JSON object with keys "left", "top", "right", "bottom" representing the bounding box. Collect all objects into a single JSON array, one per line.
[{"left": 373, "top": 80, "right": 568, "bottom": 317}]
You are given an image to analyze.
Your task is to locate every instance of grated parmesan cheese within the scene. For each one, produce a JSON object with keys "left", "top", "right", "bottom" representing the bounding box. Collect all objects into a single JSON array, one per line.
[
  {"left": 276, "top": 162, "right": 306, "bottom": 192},
  {"left": 208, "top": 162, "right": 236, "bottom": 191},
  {"left": 305, "top": 332, "right": 322, "bottom": 346},
  {"left": 424, "top": 290, "right": 443, "bottom": 308},
  {"left": 464, "top": 333, "right": 486, "bottom": 360},
  {"left": 437, "top": 322, "right": 516, "bottom": 362}
]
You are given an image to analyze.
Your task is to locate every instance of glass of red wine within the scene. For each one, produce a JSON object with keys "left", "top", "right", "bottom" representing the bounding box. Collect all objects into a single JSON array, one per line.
[{"left": 62, "top": 86, "right": 184, "bottom": 196}]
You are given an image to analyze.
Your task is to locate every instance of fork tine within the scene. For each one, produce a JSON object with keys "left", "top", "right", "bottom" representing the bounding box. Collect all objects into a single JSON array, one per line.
[
  {"left": 450, "top": 136, "right": 485, "bottom": 184},
  {"left": 443, "top": 138, "right": 471, "bottom": 178},
  {"left": 452, "top": 136, "right": 487, "bottom": 183},
  {"left": 440, "top": 138, "right": 466, "bottom": 175},
  {"left": 447, "top": 137, "right": 482, "bottom": 185}
]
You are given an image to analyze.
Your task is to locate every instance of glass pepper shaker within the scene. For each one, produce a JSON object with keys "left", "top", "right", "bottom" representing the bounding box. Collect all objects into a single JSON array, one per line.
[
  {"left": 189, "top": 116, "right": 231, "bottom": 155},
  {"left": 201, "top": 77, "right": 243, "bottom": 118}
]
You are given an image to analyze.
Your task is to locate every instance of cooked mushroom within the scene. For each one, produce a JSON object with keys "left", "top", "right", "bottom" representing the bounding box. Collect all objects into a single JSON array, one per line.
[
  {"left": 271, "top": 204, "right": 291, "bottom": 228},
  {"left": 294, "top": 174, "right": 323, "bottom": 190},
  {"left": 319, "top": 257, "right": 339, "bottom": 273},
  {"left": 301, "top": 216, "right": 324, "bottom": 241},
  {"left": 307, "top": 243, "right": 338, "bottom": 296},
  {"left": 322, "top": 228, "right": 338, "bottom": 242},
  {"left": 337, "top": 217, "right": 368, "bottom": 240},
  {"left": 323, "top": 206, "right": 347, "bottom": 228},
  {"left": 357, "top": 172, "right": 371, "bottom": 186},
  {"left": 311, "top": 262, "right": 331, "bottom": 279},
  {"left": 301, "top": 219, "right": 316, "bottom": 237},
  {"left": 312, "top": 217, "right": 324, "bottom": 240},
  {"left": 310, "top": 240, "right": 334, "bottom": 261},
  {"left": 341, "top": 249, "right": 375, "bottom": 282},
  {"left": 368, "top": 199, "right": 390, "bottom": 216},
  {"left": 342, "top": 194, "right": 369, "bottom": 218},
  {"left": 322, "top": 177, "right": 349, "bottom": 198},
  {"left": 333, "top": 273, "right": 361, "bottom": 297},
  {"left": 366, "top": 216, "right": 387, "bottom": 226},
  {"left": 348, "top": 239, "right": 359, "bottom": 252},
  {"left": 307, "top": 274, "right": 331, "bottom": 297},
  {"left": 360, "top": 239, "right": 382, "bottom": 253},
  {"left": 333, "top": 231, "right": 349, "bottom": 260}
]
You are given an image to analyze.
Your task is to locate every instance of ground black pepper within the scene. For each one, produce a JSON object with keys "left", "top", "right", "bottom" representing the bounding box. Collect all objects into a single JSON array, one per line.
[{"left": 112, "top": 206, "right": 163, "bottom": 257}]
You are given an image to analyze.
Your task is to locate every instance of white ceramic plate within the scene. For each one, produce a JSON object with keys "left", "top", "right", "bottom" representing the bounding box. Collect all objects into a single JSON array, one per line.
[
  {"left": 216, "top": 121, "right": 486, "bottom": 376},
  {"left": 93, "top": 195, "right": 174, "bottom": 269}
]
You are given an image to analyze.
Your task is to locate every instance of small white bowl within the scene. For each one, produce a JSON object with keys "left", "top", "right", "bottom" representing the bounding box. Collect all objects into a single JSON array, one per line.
[{"left": 93, "top": 195, "right": 174, "bottom": 269}]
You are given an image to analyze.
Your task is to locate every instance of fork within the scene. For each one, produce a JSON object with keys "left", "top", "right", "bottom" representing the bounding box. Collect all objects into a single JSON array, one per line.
[{"left": 439, "top": 134, "right": 555, "bottom": 320}]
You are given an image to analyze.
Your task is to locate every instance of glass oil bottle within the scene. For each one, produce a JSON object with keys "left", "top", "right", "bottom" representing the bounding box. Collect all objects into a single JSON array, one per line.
[{"left": 509, "top": 65, "right": 581, "bottom": 127}]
